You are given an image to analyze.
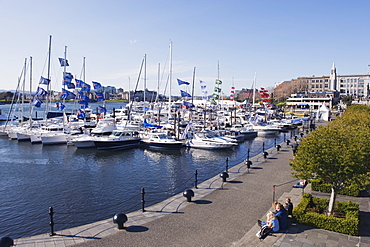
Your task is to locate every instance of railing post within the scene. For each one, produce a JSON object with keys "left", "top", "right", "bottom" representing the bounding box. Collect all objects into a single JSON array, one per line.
[
  {"left": 194, "top": 170, "right": 198, "bottom": 189},
  {"left": 272, "top": 185, "right": 276, "bottom": 202},
  {"left": 262, "top": 142, "right": 265, "bottom": 153},
  {"left": 141, "top": 188, "right": 146, "bottom": 212},
  {"left": 49, "top": 206, "right": 55, "bottom": 236},
  {"left": 225, "top": 158, "right": 229, "bottom": 173}
]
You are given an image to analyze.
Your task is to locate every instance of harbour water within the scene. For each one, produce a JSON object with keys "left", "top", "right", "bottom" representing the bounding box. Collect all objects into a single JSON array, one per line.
[{"left": 0, "top": 102, "right": 291, "bottom": 239}]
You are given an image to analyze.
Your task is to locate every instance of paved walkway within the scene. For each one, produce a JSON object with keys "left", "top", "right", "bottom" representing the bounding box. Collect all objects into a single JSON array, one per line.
[{"left": 13, "top": 126, "right": 370, "bottom": 246}]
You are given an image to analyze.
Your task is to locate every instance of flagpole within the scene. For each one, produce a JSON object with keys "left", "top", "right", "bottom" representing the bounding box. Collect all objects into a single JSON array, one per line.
[{"left": 191, "top": 67, "right": 196, "bottom": 104}]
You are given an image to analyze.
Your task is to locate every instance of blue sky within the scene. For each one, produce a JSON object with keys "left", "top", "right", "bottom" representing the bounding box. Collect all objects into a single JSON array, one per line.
[{"left": 1, "top": 0, "right": 369, "bottom": 96}]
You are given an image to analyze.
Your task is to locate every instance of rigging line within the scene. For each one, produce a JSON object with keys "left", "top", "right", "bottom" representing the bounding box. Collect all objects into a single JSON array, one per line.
[
  {"left": 126, "top": 56, "right": 145, "bottom": 127},
  {"left": 5, "top": 60, "right": 27, "bottom": 129}
]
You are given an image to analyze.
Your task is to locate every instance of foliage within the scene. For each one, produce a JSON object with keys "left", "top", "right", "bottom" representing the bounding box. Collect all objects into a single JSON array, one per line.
[
  {"left": 311, "top": 179, "right": 362, "bottom": 197},
  {"left": 293, "top": 193, "right": 359, "bottom": 236},
  {"left": 341, "top": 96, "right": 353, "bottom": 106},
  {"left": 290, "top": 105, "right": 370, "bottom": 214}
]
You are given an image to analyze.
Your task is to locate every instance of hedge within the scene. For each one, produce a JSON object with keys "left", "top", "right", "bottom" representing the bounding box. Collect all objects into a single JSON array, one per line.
[{"left": 293, "top": 193, "right": 359, "bottom": 236}]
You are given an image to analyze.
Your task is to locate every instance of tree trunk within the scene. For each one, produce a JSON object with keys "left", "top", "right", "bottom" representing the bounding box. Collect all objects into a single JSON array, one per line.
[{"left": 327, "top": 187, "right": 337, "bottom": 216}]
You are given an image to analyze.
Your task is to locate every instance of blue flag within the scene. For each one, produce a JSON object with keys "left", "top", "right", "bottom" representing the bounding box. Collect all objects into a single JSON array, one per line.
[
  {"left": 180, "top": 90, "right": 191, "bottom": 97},
  {"left": 32, "top": 97, "right": 43, "bottom": 107},
  {"left": 96, "top": 92, "right": 105, "bottom": 101},
  {"left": 36, "top": 87, "right": 47, "bottom": 96},
  {"left": 183, "top": 101, "right": 195, "bottom": 108},
  {"left": 60, "top": 88, "right": 76, "bottom": 100},
  {"left": 67, "top": 82, "right": 75, "bottom": 89},
  {"left": 56, "top": 102, "right": 65, "bottom": 111},
  {"left": 39, "top": 76, "right": 50, "bottom": 85},
  {"left": 177, "top": 79, "right": 190, "bottom": 85},
  {"left": 92, "top": 81, "right": 102, "bottom": 89},
  {"left": 99, "top": 105, "right": 107, "bottom": 113},
  {"left": 75, "top": 79, "right": 84, "bottom": 88},
  {"left": 63, "top": 72, "right": 74, "bottom": 85},
  {"left": 58, "top": 57, "right": 69, "bottom": 67},
  {"left": 77, "top": 109, "right": 86, "bottom": 119},
  {"left": 81, "top": 82, "right": 91, "bottom": 92}
]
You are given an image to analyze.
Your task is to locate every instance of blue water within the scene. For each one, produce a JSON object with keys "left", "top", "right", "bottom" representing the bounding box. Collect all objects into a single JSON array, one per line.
[{"left": 0, "top": 102, "right": 292, "bottom": 239}]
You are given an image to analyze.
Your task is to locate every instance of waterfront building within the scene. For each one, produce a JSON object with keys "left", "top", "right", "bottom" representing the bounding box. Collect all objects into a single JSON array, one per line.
[{"left": 274, "top": 64, "right": 370, "bottom": 101}]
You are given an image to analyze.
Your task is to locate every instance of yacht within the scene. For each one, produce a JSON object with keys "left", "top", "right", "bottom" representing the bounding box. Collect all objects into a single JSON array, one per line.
[
  {"left": 141, "top": 131, "right": 184, "bottom": 149},
  {"left": 94, "top": 129, "right": 141, "bottom": 150}
]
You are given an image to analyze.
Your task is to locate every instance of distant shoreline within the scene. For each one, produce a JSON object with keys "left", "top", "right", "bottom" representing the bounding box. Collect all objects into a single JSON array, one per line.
[{"left": 0, "top": 100, "right": 129, "bottom": 105}]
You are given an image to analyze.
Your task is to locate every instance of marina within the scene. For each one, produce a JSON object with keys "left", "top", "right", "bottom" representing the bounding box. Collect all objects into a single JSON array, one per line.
[{"left": 0, "top": 102, "right": 304, "bottom": 239}]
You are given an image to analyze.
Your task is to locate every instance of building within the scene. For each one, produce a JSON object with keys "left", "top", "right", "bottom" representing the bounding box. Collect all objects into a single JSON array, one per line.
[{"left": 274, "top": 64, "right": 370, "bottom": 102}]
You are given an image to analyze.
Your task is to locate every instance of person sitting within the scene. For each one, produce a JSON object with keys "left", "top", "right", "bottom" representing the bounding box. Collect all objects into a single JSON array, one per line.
[
  {"left": 258, "top": 211, "right": 280, "bottom": 233},
  {"left": 275, "top": 203, "right": 289, "bottom": 230},
  {"left": 284, "top": 198, "right": 293, "bottom": 218},
  {"left": 293, "top": 179, "right": 307, "bottom": 188}
]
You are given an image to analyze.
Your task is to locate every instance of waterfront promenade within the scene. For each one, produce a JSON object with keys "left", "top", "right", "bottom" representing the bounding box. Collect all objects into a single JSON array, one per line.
[{"left": 13, "top": 123, "right": 370, "bottom": 246}]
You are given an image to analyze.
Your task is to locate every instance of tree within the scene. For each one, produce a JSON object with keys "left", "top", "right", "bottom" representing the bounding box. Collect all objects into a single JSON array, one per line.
[
  {"left": 341, "top": 95, "right": 353, "bottom": 107},
  {"left": 290, "top": 105, "right": 370, "bottom": 215}
]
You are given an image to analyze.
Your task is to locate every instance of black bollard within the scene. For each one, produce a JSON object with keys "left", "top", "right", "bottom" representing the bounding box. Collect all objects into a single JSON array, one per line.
[
  {"left": 286, "top": 139, "right": 291, "bottom": 146},
  {"left": 141, "top": 188, "right": 146, "bottom": 212},
  {"left": 300, "top": 132, "right": 304, "bottom": 138},
  {"left": 226, "top": 158, "right": 229, "bottom": 173},
  {"left": 113, "top": 213, "right": 128, "bottom": 229},
  {"left": 263, "top": 151, "right": 268, "bottom": 159},
  {"left": 49, "top": 207, "right": 55, "bottom": 236},
  {"left": 276, "top": 144, "right": 281, "bottom": 152},
  {"left": 0, "top": 237, "right": 14, "bottom": 247},
  {"left": 246, "top": 160, "right": 252, "bottom": 173},
  {"left": 220, "top": 171, "right": 229, "bottom": 182},
  {"left": 183, "top": 189, "right": 194, "bottom": 202},
  {"left": 194, "top": 170, "right": 198, "bottom": 189}
]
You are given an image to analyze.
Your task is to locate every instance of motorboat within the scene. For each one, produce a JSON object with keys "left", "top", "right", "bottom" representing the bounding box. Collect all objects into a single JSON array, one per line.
[
  {"left": 90, "top": 117, "right": 116, "bottom": 135},
  {"left": 94, "top": 129, "right": 141, "bottom": 150},
  {"left": 249, "top": 122, "right": 280, "bottom": 136},
  {"left": 141, "top": 132, "right": 184, "bottom": 149},
  {"left": 184, "top": 132, "right": 237, "bottom": 150},
  {"left": 217, "top": 129, "right": 246, "bottom": 143},
  {"left": 69, "top": 134, "right": 97, "bottom": 148}
]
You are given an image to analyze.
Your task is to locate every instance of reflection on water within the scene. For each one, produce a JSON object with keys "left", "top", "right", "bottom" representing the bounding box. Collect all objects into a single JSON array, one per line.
[{"left": 0, "top": 103, "right": 294, "bottom": 239}]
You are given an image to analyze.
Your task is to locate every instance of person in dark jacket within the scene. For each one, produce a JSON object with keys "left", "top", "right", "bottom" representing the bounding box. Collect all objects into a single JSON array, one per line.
[
  {"left": 275, "top": 203, "right": 289, "bottom": 230},
  {"left": 284, "top": 198, "right": 293, "bottom": 217}
]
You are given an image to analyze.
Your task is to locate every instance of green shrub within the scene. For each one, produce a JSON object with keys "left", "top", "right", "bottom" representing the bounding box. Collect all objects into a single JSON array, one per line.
[
  {"left": 311, "top": 179, "right": 362, "bottom": 197},
  {"left": 293, "top": 193, "right": 359, "bottom": 235}
]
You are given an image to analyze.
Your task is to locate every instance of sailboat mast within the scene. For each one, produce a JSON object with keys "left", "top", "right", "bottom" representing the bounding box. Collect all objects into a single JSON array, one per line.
[
  {"left": 21, "top": 58, "right": 27, "bottom": 124},
  {"left": 29, "top": 56, "right": 33, "bottom": 124},
  {"left": 45, "top": 35, "right": 52, "bottom": 116},
  {"left": 252, "top": 72, "right": 256, "bottom": 107},
  {"left": 144, "top": 54, "right": 147, "bottom": 103},
  {"left": 156, "top": 63, "right": 160, "bottom": 102},
  {"left": 169, "top": 41, "right": 172, "bottom": 110},
  {"left": 191, "top": 67, "right": 196, "bottom": 104}
]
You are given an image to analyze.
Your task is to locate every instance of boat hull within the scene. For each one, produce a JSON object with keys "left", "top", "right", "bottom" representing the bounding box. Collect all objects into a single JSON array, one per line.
[
  {"left": 41, "top": 134, "right": 68, "bottom": 145},
  {"left": 94, "top": 139, "right": 140, "bottom": 150},
  {"left": 142, "top": 141, "right": 184, "bottom": 149}
]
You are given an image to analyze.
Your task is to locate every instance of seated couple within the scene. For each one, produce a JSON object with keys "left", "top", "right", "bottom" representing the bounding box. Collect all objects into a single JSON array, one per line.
[{"left": 258, "top": 201, "right": 289, "bottom": 232}]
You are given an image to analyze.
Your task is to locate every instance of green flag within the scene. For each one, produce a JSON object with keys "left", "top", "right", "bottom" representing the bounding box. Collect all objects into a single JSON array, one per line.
[{"left": 215, "top": 79, "right": 222, "bottom": 85}]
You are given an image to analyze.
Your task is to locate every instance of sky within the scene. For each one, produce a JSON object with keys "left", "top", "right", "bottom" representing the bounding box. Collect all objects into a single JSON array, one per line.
[{"left": 1, "top": 0, "right": 370, "bottom": 96}]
